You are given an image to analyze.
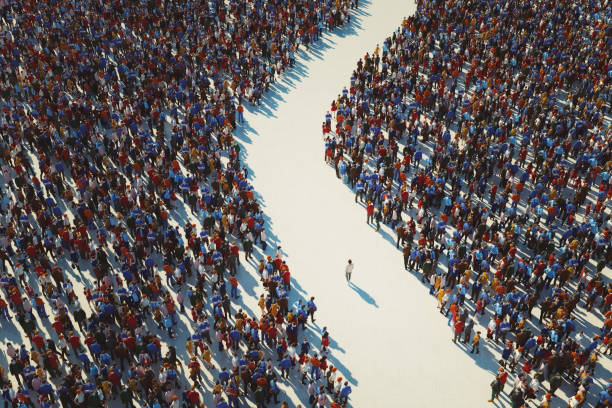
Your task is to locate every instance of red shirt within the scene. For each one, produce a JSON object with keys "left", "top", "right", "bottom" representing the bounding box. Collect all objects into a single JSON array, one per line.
[
  {"left": 67, "top": 335, "right": 80, "bottom": 348},
  {"left": 366, "top": 204, "right": 374, "bottom": 215},
  {"left": 123, "top": 336, "right": 136, "bottom": 350},
  {"left": 127, "top": 315, "right": 138, "bottom": 329},
  {"left": 25, "top": 245, "right": 37, "bottom": 258},
  {"left": 186, "top": 391, "right": 200, "bottom": 404},
  {"left": 32, "top": 335, "right": 44, "bottom": 348},
  {"left": 282, "top": 271, "right": 290, "bottom": 283},
  {"left": 108, "top": 371, "right": 121, "bottom": 385},
  {"left": 454, "top": 321, "right": 465, "bottom": 334},
  {"left": 9, "top": 292, "right": 22, "bottom": 305},
  {"left": 47, "top": 353, "right": 58, "bottom": 369},
  {"left": 51, "top": 320, "right": 64, "bottom": 334}
]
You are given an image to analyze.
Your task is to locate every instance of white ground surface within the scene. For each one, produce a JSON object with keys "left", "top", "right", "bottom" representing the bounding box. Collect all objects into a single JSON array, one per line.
[
  {"left": 235, "top": 1, "right": 501, "bottom": 406},
  {"left": 234, "top": 1, "right": 612, "bottom": 407}
]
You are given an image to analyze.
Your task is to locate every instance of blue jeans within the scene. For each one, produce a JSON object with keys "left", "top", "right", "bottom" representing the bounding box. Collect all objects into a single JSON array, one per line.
[
  {"left": 231, "top": 285, "right": 238, "bottom": 299},
  {"left": 310, "top": 366, "right": 320, "bottom": 380}
]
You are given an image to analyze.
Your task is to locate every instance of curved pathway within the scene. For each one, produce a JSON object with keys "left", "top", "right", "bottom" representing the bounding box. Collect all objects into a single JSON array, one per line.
[{"left": 236, "top": 1, "right": 495, "bottom": 406}]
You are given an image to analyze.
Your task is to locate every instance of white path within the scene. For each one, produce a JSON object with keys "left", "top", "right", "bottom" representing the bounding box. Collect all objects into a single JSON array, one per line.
[{"left": 236, "top": 1, "right": 496, "bottom": 406}]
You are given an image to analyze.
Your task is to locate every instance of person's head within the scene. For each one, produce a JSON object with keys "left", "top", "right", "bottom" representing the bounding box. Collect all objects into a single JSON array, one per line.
[{"left": 348, "top": 259, "right": 352, "bottom": 264}]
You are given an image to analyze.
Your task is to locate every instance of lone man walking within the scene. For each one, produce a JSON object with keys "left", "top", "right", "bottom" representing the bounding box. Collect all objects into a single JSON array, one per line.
[{"left": 345, "top": 260, "right": 354, "bottom": 282}]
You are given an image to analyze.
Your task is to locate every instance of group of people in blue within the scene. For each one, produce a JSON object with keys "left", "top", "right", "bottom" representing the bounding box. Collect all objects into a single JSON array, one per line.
[
  {"left": 323, "top": 0, "right": 611, "bottom": 406},
  {"left": 0, "top": 0, "right": 358, "bottom": 407}
]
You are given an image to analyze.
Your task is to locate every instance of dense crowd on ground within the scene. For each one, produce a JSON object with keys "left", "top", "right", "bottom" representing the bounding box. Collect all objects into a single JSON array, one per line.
[
  {"left": 0, "top": 0, "right": 359, "bottom": 407},
  {"left": 323, "top": 0, "right": 612, "bottom": 406}
]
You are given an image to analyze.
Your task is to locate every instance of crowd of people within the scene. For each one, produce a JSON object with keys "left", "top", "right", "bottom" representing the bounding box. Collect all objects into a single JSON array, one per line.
[
  {"left": 323, "top": 0, "right": 612, "bottom": 406},
  {"left": 0, "top": 0, "right": 359, "bottom": 407}
]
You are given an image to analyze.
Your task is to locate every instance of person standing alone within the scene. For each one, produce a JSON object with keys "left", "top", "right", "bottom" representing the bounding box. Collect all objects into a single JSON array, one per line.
[{"left": 345, "top": 260, "right": 354, "bottom": 282}]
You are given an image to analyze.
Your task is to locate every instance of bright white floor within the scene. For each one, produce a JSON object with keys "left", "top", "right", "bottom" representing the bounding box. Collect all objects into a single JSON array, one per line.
[{"left": 236, "top": 1, "right": 501, "bottom": 406}]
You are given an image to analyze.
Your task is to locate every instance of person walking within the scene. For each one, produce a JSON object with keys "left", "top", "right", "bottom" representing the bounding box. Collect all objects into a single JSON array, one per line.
[
  {"left": 453, "top": 319, "right": 465, "bottom": 343},
  {"left": 548, "top": 373, "right": 562, "bottom": 396},
  {"left": 366, "top": 202, "right": 374, "bottom": 224},
  {"left": 462, "top": 318, "right": 474, "bottom": 344},
  {"left": 470, "top": 331, "right": 481, "bottom": 354},
  {"left": 488, "top": 367, "right": 507, "bottom": 402},
  {"left": 345, "top": 260, "right": 354, "bottom": 282}
]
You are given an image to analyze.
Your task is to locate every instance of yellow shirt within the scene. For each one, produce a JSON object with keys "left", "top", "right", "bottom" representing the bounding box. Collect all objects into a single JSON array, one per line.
[
  {"left": 186, "top": 340, "right": 194, "bottom": 356},
  {"left": 102, "top": 381, "right": 111, "bottom": 395},
  {"left": 464, "top": 269, "right": 471, "bottom": 283},
  {"left": 437, "top": 289, "right": 445, "bottom": 303},
  {"left": 203, "top": 349, "right": 212, "bottom": 364}
]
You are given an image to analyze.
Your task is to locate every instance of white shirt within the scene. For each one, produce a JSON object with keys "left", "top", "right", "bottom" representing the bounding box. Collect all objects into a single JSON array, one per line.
[
  {"left": 574, "top": 332, "right": 585, "bottom": 346},
  {"left": 530, "top": 378, "right": 540, "bottom": 392},
  {"left": 345, "top": 263, "right": 354, "bottom": 274}
]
